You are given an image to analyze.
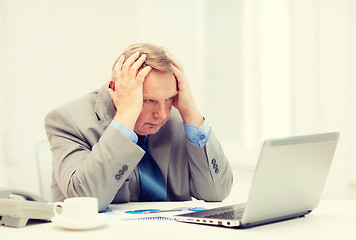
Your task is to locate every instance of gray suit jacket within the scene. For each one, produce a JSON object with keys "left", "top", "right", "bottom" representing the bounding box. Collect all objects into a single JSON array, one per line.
[{"left": 45, "top": 83, "right": 233, "bottom": 211}]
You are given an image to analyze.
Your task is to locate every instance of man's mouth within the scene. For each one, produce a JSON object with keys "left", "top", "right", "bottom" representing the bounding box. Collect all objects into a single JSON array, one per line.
[{"left": 147, "top": 123, "right": 161, "bottom": 127}]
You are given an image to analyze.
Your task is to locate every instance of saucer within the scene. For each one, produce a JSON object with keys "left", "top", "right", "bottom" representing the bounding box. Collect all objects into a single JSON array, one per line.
[{"left": 51, "top": 214, "right": 107, "bottom": 230}]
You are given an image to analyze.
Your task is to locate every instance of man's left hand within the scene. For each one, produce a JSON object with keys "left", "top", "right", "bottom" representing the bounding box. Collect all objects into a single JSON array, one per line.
[{"left": 165, "top": 50, "right": 204, "bottom": 127}]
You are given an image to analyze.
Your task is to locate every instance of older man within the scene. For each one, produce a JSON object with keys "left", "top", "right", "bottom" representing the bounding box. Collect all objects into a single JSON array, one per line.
[{"left": 45, "top": 43, "right": 233, "bottom": 211}]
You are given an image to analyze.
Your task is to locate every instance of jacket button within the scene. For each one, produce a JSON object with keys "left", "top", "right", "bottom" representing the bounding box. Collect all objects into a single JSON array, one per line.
[
  {"left": 215, "top": 168, "right": 219, "bottom": 173},
  {"left": 211, "top": 159, "right": 216, "bottom": 164},
  {"left": 123, "top": 165, "right": 128, "bottom": 171},
  {"left": 115, "top": 174, "right": 121, "bottom": 180}
]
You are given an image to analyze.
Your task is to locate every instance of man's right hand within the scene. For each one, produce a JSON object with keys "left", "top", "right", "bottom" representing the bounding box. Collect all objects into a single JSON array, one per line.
[{"left": 107, "top": 51, "right": 152, "bottom": 130}]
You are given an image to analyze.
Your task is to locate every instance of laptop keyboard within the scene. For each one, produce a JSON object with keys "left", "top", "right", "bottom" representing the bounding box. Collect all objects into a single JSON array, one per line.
[{"left": 205, "top": 208, "right": 244, "bottom": 220}]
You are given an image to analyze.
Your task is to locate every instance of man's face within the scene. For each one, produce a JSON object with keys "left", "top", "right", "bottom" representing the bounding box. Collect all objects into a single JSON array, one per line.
[{"left": 134, "top": 70, "right": 177, "bottom": 136}]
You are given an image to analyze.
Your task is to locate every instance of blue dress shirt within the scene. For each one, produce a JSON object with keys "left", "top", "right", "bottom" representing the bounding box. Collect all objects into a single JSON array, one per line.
[{"left": 110, "top": 119, "right": 211, "bottom": 147}]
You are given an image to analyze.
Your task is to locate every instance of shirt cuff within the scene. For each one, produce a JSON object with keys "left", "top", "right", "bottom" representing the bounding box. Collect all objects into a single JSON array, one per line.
[
  {"left": 110, "top": 120, "right": 138, "bottom": 144},
  {"left": 184, "top": 120, "right": 211, "bottom": 147}
]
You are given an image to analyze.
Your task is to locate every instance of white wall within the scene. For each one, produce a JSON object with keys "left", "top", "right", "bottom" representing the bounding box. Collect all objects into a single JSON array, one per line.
[
  {"left": 0, "top": 0, "right": 6, "bottom": 186},
  {"left": 291, "top": 0, "right": 353, "bottom": 198},
  {"left": 233, "top": 0, "right": 354, "bottom": 199},
  {"left": 353, "top": 0, "right": 356, "bottom": 184},
  {"left": 0, "top": 0, "right": 355, "bottom": 200}
]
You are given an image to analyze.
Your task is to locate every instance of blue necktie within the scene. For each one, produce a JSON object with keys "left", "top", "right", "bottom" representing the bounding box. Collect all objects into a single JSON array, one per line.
[{"left": 137, "top": 135, "right": 167, "bottom": 201}]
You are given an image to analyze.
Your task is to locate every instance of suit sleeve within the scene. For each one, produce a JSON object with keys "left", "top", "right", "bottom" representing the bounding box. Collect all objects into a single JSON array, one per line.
[
  {"left": 45, "top": 108, "right": 144, "bottom": 211},
  {"left": 187, "top": 131, "right": 233, "bottom": 201}
]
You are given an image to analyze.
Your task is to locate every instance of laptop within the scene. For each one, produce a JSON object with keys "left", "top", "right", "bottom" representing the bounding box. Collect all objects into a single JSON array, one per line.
[{"left": 175, "top": 132, "right": 339, "bottom": 228}]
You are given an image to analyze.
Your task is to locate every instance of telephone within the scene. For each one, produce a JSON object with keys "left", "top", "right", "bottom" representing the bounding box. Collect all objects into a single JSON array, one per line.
[{"left": 0, "top": 188, "right": 54, "bottom": 228}]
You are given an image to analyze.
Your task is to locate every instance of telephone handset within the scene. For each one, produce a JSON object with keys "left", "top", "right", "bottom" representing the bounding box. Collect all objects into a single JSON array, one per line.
[
  {"left": 0, "top": 188, "right": 54, "bottom": 228},
  {"left": 0, "top": 188, "right": 47, "bottom": 202}
]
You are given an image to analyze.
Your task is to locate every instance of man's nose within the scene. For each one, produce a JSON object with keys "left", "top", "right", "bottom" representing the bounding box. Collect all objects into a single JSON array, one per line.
[{"left": 153, "top": 103, "right": 166, "bottom": 120}]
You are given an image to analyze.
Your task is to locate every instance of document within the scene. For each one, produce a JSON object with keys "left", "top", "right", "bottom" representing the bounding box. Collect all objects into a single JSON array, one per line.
[{"left": 106, "top": 200, "right": 223, "bottom": 222}]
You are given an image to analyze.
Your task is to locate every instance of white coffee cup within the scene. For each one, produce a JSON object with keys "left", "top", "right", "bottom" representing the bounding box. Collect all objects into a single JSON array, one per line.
[{"left": 53, "top": 197, "right": 98, "bottom": 220}]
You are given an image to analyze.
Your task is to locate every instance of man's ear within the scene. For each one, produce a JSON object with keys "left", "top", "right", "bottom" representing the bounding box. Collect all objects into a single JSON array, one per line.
[
  {"left": 172, "top": 94, "right": 179, "bottom": 109},
  {"left": 110, "top": 80, "right": 116, "bottom": 90}
]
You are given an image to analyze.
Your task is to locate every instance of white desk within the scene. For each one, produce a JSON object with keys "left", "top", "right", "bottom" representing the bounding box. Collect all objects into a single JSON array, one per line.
[{"left": 1, "top": 200, "right": 355, "bottom": 240}]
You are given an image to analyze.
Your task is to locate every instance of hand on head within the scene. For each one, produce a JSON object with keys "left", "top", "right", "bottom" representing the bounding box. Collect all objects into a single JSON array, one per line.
[
  {"left": 164, "top": 50, "right": 204, "bottom": 127},
  {"left": 107, "top": 44, "right": 204, "bottom": 134},
  {"left": 107, "top": 51, "right": 152, "bottom": 130}
]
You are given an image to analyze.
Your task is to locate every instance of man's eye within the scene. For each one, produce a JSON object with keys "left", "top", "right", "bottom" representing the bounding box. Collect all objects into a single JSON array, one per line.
[
  {"left": 145, "top": 99, "right": 154, "bottom": 103},
  {"left": 165, "top": 97, "right": 173, "bottom": 101}
]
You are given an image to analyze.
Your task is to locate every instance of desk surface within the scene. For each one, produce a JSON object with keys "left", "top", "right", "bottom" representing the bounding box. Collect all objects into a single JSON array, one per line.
[{"left": 1, "top": 200, "right": 355, "bottom": 240}]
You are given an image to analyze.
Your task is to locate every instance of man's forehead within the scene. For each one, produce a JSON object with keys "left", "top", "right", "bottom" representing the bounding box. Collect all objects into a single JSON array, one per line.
[
  {"left": 143, "top": 91, "right": 178, "bottom": 100},
  {"left": 142, "top": 70, "right": 178, "bottom": 99}
]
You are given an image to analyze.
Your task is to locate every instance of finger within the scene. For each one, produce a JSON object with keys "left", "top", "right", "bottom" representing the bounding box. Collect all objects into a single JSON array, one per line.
[
  {"left": 171, "top": 64, "right": 184, "bottom": 82},
  {"left": 129, "top": 54, "right": 147, "bottom": 77},
  {"left": 136, "top": 66, "right": 152, "bottom": 83},
  {"left": 122, "top": 51, "right": 141, "bottom": 72},
  {"left": 112, "top": 55, "right": 125, "bottom": 78},
  {"left": 165, "top": 50, "right": 184, "bottom": 71}
]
